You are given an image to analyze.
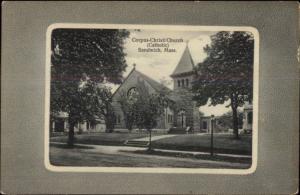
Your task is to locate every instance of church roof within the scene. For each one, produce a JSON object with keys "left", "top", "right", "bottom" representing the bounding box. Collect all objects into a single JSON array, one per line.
[
  {"left": 170, "top": 45, "right": 195, "bottom": 77},
  {"left": 136, "top": 72, "right": 178, "bottom": 102},
  {"left": 112, "top": 67, "right": 172, "bottom": 98},
  {"left": 135, "top": 70, "right": 172, "bottom": 94}
]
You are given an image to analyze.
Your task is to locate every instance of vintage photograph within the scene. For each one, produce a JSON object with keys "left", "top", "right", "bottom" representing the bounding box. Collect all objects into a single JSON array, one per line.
[
  {"left": 3, "top": 2, "right": 299, "bottom": 194},
  {"left": 46, "top": 25, "right": 257, "bottom": 172}
]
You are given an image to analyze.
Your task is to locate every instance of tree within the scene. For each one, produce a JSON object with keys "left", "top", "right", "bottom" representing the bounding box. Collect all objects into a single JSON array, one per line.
[
  {"left": 117, "top": 78, "right": 169, "bottom": 150},
  {"left": 133, "top": 81, "right": 168, "bottom": 151},
  {"left": 217, "top": 110, "right": 243, "bottom": 130},
  {"left": 51, "top": 28, "right": 129, "bottom": 146},
  {"left": 192, "top": 31, "right": 254, "bottom": 139},
  {"left": 117, "top": 90, "right": 137, "bottom": 131},
  {"left": 83, "top": 83, "right": 116, "bottom": 133}
]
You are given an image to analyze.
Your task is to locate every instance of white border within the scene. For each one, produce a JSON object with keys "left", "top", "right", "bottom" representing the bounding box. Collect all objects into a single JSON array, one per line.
[{"left": 44, "top": 23, "right": 259, "bottom": 174}]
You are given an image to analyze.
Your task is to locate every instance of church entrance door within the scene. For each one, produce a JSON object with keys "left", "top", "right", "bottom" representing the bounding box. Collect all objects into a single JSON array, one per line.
[{"left": 178, "top": 110, "right": 186, "bottom": 128}]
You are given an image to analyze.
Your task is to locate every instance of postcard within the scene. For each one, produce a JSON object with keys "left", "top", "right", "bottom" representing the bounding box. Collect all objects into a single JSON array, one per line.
[{"left": 45, "top": 24, "right": 259, "bottom": 174}]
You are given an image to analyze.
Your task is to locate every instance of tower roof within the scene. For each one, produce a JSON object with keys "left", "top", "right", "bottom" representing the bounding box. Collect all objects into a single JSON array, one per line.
[{"left": 170, "top": 45, "right": 195, "bottom": 77}]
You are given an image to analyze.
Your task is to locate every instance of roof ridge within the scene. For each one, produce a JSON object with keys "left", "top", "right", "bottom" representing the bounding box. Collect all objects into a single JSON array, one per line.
[
  {"left": 112, "top": 68, "right": 172, "bottom": 99},
  {"left": 135, "top": 69, "right": 172, "bottom": 92},
  {"left": 187, "top": 46, "right": 195, "bottom": 66},
  {"left": 111, "top": 67, "right": 136, "bottom": 97}
]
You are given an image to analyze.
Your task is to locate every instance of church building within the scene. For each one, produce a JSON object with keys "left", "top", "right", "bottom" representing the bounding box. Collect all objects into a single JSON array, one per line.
[{"left": 111, "top": 45, "right": 201, "bottom": 133}]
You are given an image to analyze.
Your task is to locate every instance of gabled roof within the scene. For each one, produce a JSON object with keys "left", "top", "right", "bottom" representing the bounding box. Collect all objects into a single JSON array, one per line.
[
  {"left": 111, "top": 67, "right": 136, "bottom": 97},
  {"left": 112, "top": 68, "right": 172, "bottom": 98},
  {"left": 136, "top": 70, "right": 172, "bottom": 94},
  {"left": 170, "top": 45, "right": 195, "bottom": 77}
]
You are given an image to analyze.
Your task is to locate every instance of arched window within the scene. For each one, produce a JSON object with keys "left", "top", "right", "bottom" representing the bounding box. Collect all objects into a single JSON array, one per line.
[
  {"left": 177, "top": 80, "right": 180, "bottom": 87},
  {"left": 186, "top": 79, "right": 189, "bottom": 87},
  {"left": 181, "top": 79, "right": 184, "bottom": 87},
  {"left": 127, "top": 87, "right": 139, "bottom": 103}
]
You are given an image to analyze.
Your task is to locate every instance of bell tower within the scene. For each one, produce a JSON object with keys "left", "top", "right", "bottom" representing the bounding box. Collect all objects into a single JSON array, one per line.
[
  {"left": 170, "top": 44, "right": 200, "bottom": 131},
  {"left": 170, "top": 44, "right": 195, "bottom": 91}
]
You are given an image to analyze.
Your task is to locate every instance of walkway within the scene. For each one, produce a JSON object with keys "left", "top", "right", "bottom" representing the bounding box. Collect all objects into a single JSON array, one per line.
[{"left": 130, "top": 134, "right": 177, "bottom": 142}]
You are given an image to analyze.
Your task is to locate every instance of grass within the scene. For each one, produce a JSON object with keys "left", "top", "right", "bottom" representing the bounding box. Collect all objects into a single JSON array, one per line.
[
  {"left": 50, "top": 132, "right": 148, "bottom": 146},
  {"left": 152, "top": 134, "right": 252, "bottom": 155},
  {"left": 126, "top": 149, "right": 252, "bottom": 164},
  {"left": 49, "top": 143, "right": 251, "bottom": 169},
  {"left": 50, "top": 132, "right": 252, "bottom": 155},
  {"left": 50, "top": 142, "right": 94, "bottom": 149}
]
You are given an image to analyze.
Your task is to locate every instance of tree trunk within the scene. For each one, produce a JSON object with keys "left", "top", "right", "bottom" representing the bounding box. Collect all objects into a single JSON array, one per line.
[
  {"left": 232, "top": 106, "right": 239, "bottom": 139},
  {"left": 148, "top": 129, "right": 152, "bottom": 151},
  {"left": 230, "top": 94, "right": 239, "bottom": 139},
  {"left": 68, "top": 121, "right": 75, "bottom": 146},
  {"left": 104, "top": 115, "right": 110, "bottom": 133}
]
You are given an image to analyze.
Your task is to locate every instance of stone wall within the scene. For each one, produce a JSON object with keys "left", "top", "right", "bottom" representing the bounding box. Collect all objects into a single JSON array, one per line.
[{"left": 172, "top": 87, "right": 200, "bottom": 131}]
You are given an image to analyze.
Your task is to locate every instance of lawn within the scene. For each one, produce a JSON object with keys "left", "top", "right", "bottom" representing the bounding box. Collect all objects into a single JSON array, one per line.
[
  {"left": 152, "top": 134, "right": 252, "bottom": 155},
  {"left": 126, "top": 149, "right": 251, "bottom": 164},
  {"left": 50, "top": 132, "right": 148, "bottom": 146},
  {"left": 50, "top": 132, "right": 252, "bottom": 155},
  {"left": 49, "top": 143, "right": 251, "bottom": 169}
]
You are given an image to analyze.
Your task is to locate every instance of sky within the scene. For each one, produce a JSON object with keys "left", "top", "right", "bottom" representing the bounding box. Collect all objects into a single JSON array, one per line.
[{"left": 107, "top": 29, "right": 236, "bottom": 116}]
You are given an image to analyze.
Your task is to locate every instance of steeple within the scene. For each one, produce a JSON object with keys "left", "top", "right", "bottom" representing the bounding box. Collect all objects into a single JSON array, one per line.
[{"left": 170, "top": 44, "right": 195, "bottom": 78}]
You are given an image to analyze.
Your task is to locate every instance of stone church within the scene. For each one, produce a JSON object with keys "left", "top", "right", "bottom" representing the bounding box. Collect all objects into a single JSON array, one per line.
[{"left": 111, "top": 45, "right": 201, "bottom": 133}]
